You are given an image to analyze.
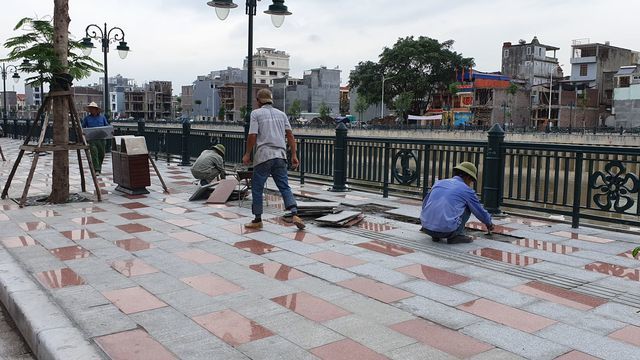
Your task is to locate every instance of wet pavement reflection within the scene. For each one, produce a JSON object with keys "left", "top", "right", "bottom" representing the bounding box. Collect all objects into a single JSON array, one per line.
[{"left": 471, "top": 248, "right": 542, "bottom": 266}]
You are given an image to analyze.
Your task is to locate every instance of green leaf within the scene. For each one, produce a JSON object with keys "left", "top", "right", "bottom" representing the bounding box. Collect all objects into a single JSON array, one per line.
[{"left": 633, "top": 247, "right": 640, "bottom": 258}]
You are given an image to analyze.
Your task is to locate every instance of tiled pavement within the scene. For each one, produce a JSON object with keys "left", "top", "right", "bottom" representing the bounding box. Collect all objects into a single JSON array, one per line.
[{"left": 0, "top": 138, "right": 639, "bottom": 360}]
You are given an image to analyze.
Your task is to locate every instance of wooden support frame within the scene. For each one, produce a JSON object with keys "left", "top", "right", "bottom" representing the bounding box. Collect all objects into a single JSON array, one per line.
[{"left": 0, "top": 91, "right": 101, "bottom": 207}]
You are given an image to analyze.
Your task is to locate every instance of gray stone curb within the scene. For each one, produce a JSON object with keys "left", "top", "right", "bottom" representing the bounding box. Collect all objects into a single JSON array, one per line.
[{"left": 0, "top": 249, "right": 105, "bottom": 360}]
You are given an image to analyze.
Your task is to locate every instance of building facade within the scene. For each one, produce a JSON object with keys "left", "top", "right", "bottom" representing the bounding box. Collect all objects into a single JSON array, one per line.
[
  {"left": 502, "top": 37, "right": 562, "bottom": 88},
  {"left": 613, "top": 65, "right": 640, "bottom": 128},
  {"left": 274, "top": 67, "right": 341, "bottom": 116},
  {"left": 244, "top": 48, "right": 290, "bottom": 86},
  {"left": 180, "top": 85, "right": 193, "bottom": 119}
]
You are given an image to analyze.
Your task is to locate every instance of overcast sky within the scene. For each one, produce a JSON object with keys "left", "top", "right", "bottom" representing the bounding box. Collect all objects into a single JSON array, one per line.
[{"left": 1, "top": 0, "right": 639, "bottom": 95}]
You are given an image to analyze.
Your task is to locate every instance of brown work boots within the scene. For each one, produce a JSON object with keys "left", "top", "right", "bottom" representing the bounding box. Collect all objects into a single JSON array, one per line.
[{"left": 244, "top": 215, "right": 305, "bottom": 230}]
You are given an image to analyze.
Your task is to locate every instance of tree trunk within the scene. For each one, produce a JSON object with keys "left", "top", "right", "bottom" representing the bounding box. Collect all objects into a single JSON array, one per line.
[{"left": 49, "top": 0, "right": 70, "bottom": 203}]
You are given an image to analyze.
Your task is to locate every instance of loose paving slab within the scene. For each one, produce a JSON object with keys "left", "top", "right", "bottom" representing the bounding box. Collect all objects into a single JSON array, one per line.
[{"left": 0, "top": 138, "right": 638, "bottom": 359}]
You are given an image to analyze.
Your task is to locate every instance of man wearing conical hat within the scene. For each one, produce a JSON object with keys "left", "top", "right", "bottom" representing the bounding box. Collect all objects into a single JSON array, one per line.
[
  {"left": 420, "top": 162, "right": 494, "bottom": 244},
  {"left": 81, "top": 102, "right": 109, "bottom": 175},
  {"left": 191, "top": 144, "right": 226, "bottom": 186}
]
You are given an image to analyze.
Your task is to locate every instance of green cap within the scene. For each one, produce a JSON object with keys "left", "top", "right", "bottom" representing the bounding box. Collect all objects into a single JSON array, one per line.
[
  {"left": 212, "top": 144, "right": 225, "bottom": 156},
  {"left": 453, "top": 161, "right": 477, "bottom": 182}
]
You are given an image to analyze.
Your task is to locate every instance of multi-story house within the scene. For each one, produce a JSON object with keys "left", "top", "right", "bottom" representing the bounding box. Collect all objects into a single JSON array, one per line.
[
  {"left": 274, "top": 66, "right": 341, "bottom": 116},
  {"left": 245, "top": 47, "right": 290, "bottom": 86},
  {"left": 613, "top": 65, "right": 640, "bottom": 128},
  {"left": 502, "top": 37, "right": 562, "bottom": 89}
]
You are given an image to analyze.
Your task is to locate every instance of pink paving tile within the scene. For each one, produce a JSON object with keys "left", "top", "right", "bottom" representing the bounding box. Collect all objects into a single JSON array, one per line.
[
  {"left": 470, "top": 248, "right": 542, "bottom": 266},
  {"left": 161, "top": 197, "right": 183, "bottom": 204},
  {"left": 162, "top": 207, "right": 192, "bottom": 215},
  {"left": 396, "top": 264, "right": 469, "bottom": 286},
  {"left": 49, "top": 246, "right": 91, "bottom": 261},
  {"left": 211, "top": 211, "right": 244, "bottom": 220},
  {"left": 467, "top": 221, "right": 514, "bottom": 234},
  {"left": 338, "top": 277, "right": 413, "bottom": 303},
  {"left": 61, "top": 229, "right": 98, "bottom": 241},
  {"left": 119, "top": 212, "right": 150, "bottom": 220},
  {"left": 32, "top": 210, "right": 60, "bottom": 218},
  {"left": 166, "top": 218, "right": 201, "bottom": 227},
  {"left": 81, "top": 206, "right": 106, "bottom": 214},
  {"left": 169, "top": 175, "right": 191, "bottom": 180},
  {"left": 2, "top": 204, "right": 19, "bottom": 210},
  {"left": 111, "top": 259, "right": 159, "bottom": 277},
  {"left": 250, "top": 262, "right": 307, "bottom": 280},
  {"left": 551, "top": 231, "right": 614, "bottom": 244},
  {"left": 0, "top": 213, "right": 9, "bottom": 221},
  {"left": 618, "top": 250, "right": 640, "bottom": 260},
  {"left": 125, "top": 194, "right": 147, "bottom": 199},
  {"left": 357, "top": 221, "right": 395, "bottom": 232},
  {"left": 169, "top": 231, "right": 208, "bottom": 243},
  {"left": 115, "top": 238, "right": 153, "bottom": 252},
  {"left": 311, "top": 339, "right": 388, "bottom": 360},
  {"left": 512, "top": 218, "right": 550, "bottom": 227},
  {"left": 356, "top": 240, "right": 414, "bottom": 257},
  {"left": 71, "top": 216, "right": 104, "bottom": 225},
  {"left": 95, "top": 329, "right": 176, "bottom": 360},
  {"left": 513, "top": 281, "right": 607, "bottom": 310},
  {"left": 585, "top": 262, "right": 640, "bottom": 282},
  {"left": 18, "top": 221, "right": 48, "bottom": 231},
  {"left": 458, "top": 298, "right": 556, "bottom": 333},
  {"left": 234, "top": 240, "right": 279, "bottom": 255},
  {"left": 266, "top": 217, "right": 296, "bottom": 227},
  {"left": 555, "top": 351, "right": 601, "bottom": 360},
  {"left": 175, "top": 249, "right": 223, "bottom": 264},
  {"left": 282, "top": 232, "right": 327, "bottom": 244},
  {"left": 34, "top": 268, "right": 85, "bottom": 289},
  {"left": 102, "top": 287, "right": 167, "bottom": 314},
  {"left": 608, "top": 325, "right": 640, "bottom": 347},
  {"left": 207, "top": 203, "right": 231, "bottom": 209},
  {"left": 271, "top": 292, "right": 350, "bottom": 322},
  {"left": 193, "top": 309, "right": 274, "bottom": 347},
  {"left": 1, "top": 235, "right": 37, "bottom": 248},
  {"left": 222, "top": 224, "right": 261, "bottom": 235},
  {"left": 309, "top": 250, "right": 367, "bottom": 268},
  {"left": 391, "top": 319, "right": 493, "bottom": 358},
  {"left": 513, "top": 238, "right": 579, "bottom": 254},
  {"left": 116, "top": 223, "right": 152, "bottom": 234},
  {"left": 181, "top": 274, "right": 243, "bottom": 297},
  {"left": 121, "top": 202, "right": 148, "bottom": 210}
]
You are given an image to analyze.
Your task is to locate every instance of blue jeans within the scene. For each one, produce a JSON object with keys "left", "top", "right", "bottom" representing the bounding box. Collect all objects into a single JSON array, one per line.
[
  {"left": 251, "top": 158, "right": 297, "bottom": 216},
  {"left": 424, "top": 208, "right": 471, "bottom": 239}
]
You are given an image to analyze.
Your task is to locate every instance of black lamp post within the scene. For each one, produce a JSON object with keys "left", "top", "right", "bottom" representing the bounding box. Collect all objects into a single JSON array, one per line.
[
  {"left": 1, "top": 63, "right": 20, "bottom": 134},
  {"left": 207, "top": 0, "right": 292, "bottom": 141},
  {"left": 81, "top": 23, "right": 130, "bottom": 120}
]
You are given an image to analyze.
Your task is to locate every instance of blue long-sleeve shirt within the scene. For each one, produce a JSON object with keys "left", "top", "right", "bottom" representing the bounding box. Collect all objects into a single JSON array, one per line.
[
  {"left": 82, "top": 114, "right": 108, "bottom": 128},
  {"left": 420, "top": 176, "right": 492, "bottom": 233}
]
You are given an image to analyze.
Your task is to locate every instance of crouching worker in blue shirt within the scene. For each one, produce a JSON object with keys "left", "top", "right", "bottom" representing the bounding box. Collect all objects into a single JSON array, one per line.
[{"left": 420, "top": 162, "right": 494, "bottom": 244}]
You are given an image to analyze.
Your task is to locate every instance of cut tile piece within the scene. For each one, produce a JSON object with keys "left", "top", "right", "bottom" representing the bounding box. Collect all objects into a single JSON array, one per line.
[
  {"left": 121, "top": 202, "right": 148, "bottom": 210},
  {"left": 211, "top": 210, "right": 243, "bottom": 220},
  {"left": 234, "top": 240, "right": 279, "bottom": 255},
  {"left": 50, "top": 245, "right": 91, "bottom": 261},
  {"left": 115, "top": 238, "right": 153, "bottom": 252},
  {"left": 467, "top": 221, "right": 514, "bottom": 234},
  {"left": 271, "top": 292, "right": 350, "bottom": 322},
  {"left": 61, "top": 229, "right": 98, "bottom": 240},
  {"left": 32, "top": 210, "right": 60, "bottom": 218},
  {"left": 1, "top": 235, "right": 37, "bottom": 248},
  {"left": 309, "top": 250, "right": 367, "bottom": 268},
  {"left": 396, "top": 264, "right": 469, "bottom": 286},
  {"left": 458, "top": 298, "right": 556, "bottom": 333},
  {"left": 357, "top": 221, "right": 394, "bottom": 232},
  {"left": 169, "top": 231, "right": 208, "bottom": 243},
  {"left": 35, "top": 268, "right": 85, "bottom": 289},
  {"left": 471, "top": 248, "right": 542, "bottom": 266},
  {"left": 193, "top": 309, "right": 274, "bottom": 347},
  {"left": 249, "top": 262, "right": 307, "bottom": 281},
  {"left": 356, "top": 240, "right": 414, "bottom": 257},
  {"left": 311, "top": 339, "right": 387, "bottom": 360},
  {"left": 555, "top": 350, "right": 601, "bottom": 360},
  {"left": 609, "top": 325, "right": 640, "bottom": 347},
  {"left": 18, "top": 221, "right": 48, "bottom": 231},
  {"left": 102, "top": 287, "right": 167, "bottom": 314},
  {"left": 117, "top": 223, "right": 152, "bottom": 234},
  {"left": 175, "top": 249, "right": 223, "bottom": 264},
  {"left": 282, "top": 232, "right": 327, "bottom": 244},
  {"left": 585, "top": 262, "right": 640, "bottom": 282},
  {"left": 551, "top": 231, "right": 614, "bottom": 244},
  {"left": 181, "top": 274, "right": 243, "bottom": 297},
  {"left": 119, "top": 212, "right": 150, "bottom": 220},
  {"left": 112, "top": 259, "right": 159, "bottom": 277},
  {"left": 514, "top": 281, "right": 607, "bottom": 310},
  {"left": 166, "top": 218, "right": 201, "bottom": 227},
  {"left": 338, "top": 277, "right": 412, "bottom": 303},
  {"left": 513, "top": 238, "right": 579, "bottom": 254},
  {"left": 391, "top": 319, "right": 493, "bottom": 358},
  {"left": 95, "top": 329, "right": 176, "bottom": 360}
]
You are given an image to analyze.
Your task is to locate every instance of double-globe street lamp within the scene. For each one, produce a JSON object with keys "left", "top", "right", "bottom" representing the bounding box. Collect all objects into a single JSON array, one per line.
[
  {"left": 81, "top": 23, "right": 130, "bottom": 120},
  {"left": 206, "top": 0, "right": 292, "bottom": 140},
  {"left": 1, "top": 63, "right": 20, "bottom": 133}
]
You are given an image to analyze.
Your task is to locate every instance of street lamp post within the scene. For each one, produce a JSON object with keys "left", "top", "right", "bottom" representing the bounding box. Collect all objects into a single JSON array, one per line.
[
  {"left": 1, "top": 63, "right": 20, "bottom": 134},
  {"left": 207, "top": 0, "right": 292, "bottom": 141},
  {"left": 81, "top": 23, "right": 130, "bottom": 120}
]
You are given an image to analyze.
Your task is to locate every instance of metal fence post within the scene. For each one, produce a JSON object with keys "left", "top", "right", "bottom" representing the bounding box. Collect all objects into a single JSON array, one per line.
[
  {"left": 180, "top": 122, "right": 191, "bottom": 166},
  {"left": 12, "top": 119, "right": 18, "bottom": 139},
  {"left": 571, "top": 152, "right": 583, "bottom": 228},
  {"left": 137, "top": 120, "right": 145, "bottom": 137},
  {"left": 483, "top": 123, "right": 505, "bottom": 214},
  {"left": 330, "top": 122, "right": 348, "bottom": 192},
  {"left": 383, "top": 142, "right": 390, "bottom": 198},
  {"left": 299, "top": 138, "right": 305, "bottom": 185}
]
